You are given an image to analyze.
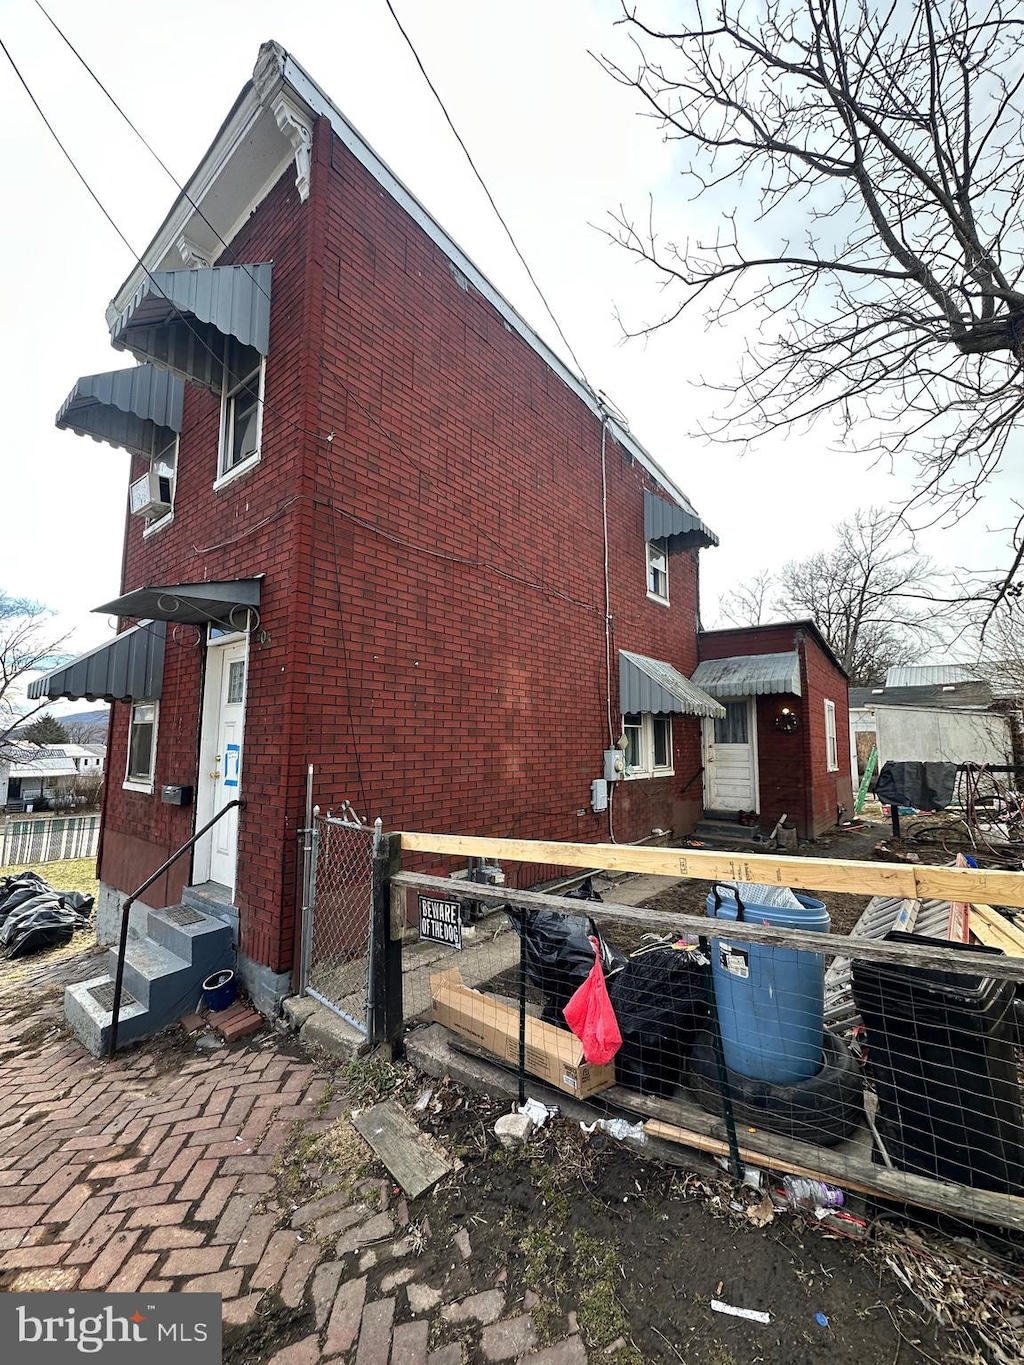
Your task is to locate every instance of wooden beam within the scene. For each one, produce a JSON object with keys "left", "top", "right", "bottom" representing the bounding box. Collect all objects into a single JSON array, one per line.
[
  {"left": 390, "top": 872, "right": 1024, "bottom": 985},
  {"left": 398, "top": 831, "right": 1024, "bottom": 907}
]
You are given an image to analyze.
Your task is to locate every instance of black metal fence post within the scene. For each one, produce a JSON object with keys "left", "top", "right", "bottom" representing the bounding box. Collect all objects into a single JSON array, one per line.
[
  {"left": 369, "top": 830, "right": 404, "bottom": 1054},
  {"left": 698, "top": 932, "right": 744, "bottom": 1180}
]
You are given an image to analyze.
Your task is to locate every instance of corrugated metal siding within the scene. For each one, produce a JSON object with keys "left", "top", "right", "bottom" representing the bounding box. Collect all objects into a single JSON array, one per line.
[
  {"left": 619, "top": 650, "right": 725, "bottom": 718},
  {"left": 55, "top": 365, "right": 183, "bottom": 457},
  {"left": 690, "top": 651, "right": 802, "bottom": 697},
  {"left": 643, "top": 490, "right": 718, "bottom": 548},
  {"left": 110, "top": 264, "right": 273, "bottom": 392},
  {"left": 27, "top": 621, "right": 165, "bottom": 703}
]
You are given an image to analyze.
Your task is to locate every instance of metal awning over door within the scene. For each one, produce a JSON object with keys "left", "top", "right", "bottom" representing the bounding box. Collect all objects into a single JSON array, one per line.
[
  {"left": 94, "top": 580, "right": 261, "bottom": 632},
  {"left": 691, "top": 651, "right": 803, "bottom": 697}
]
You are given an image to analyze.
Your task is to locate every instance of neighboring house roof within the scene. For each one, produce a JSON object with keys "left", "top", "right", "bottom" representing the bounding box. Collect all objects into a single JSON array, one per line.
[
  {"left": 884, "top": 664, "right": 979, "bottom": 687},
  {"left": 691, "top": 651, "right": 802, "bottom": 698},
  {"left": 849, "top": 682, "right": 995, "bottom": 710},
  {"left": 6, "top": 755, "right": 79, "bottom": 779},
  {"left": 83, "top": 743, "right": 107, "bottom": 756},
  {"left": 105, "top": 40, "right": 711, "bottom": 536}
]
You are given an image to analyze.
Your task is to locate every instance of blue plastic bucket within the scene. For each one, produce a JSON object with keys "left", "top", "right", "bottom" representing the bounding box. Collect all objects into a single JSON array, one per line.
[
  {"left": 202, "top": 968, "right": 237, "bottom": 1013},
  {"left": 708, "top": 883, "right": 830, "bottom": 1084}
]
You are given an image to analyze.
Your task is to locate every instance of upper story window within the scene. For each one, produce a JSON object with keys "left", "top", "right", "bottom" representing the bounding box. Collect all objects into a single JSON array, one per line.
[
  {"left": 218, "top": 338, "right": 264, "bottom": 485},
  {"left": 824, "top": 698, "right": 839, "bottom": 771},
  {"left": 647, "top": 539, "right": 669, "bottom": 604},
  {"left": 623, "top": 712, "right": 674, "bottom": 778}
]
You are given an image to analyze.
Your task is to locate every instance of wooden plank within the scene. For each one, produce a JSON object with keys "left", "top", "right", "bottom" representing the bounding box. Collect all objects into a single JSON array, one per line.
[
  {"left": 971, "top": 903, "right": 1024, "bottom": 958},
  {"left": 398, "top": 832, "right": 1024, "bottom": 907},
  {"left": 349, "top": 1100, "right": 452, "bottom": 1199},
  {"left": 390, "top": 872, "right": 1024, "bottom": 985}
]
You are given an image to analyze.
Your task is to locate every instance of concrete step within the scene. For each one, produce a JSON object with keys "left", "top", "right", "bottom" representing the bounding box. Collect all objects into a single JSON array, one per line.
[
  {"left": 103, "top": 940, "right": 195, "bottom": 1014},
  {"left": 693, "top": 820, "right": 771, "bottom": 849},
  {"left": 181, "top": 882, "right": 239, "bottom": 944},
  {"left": 147, "top": 903, "right": 234, "bottom": 966},
  {"left": 65, "top": 975, "right": 151, "bottom": 1058}
]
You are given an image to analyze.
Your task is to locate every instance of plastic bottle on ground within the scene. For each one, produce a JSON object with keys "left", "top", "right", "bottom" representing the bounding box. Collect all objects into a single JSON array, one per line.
[{"left": 777, "top": 1176, "right": 845, "bottom": 1209}]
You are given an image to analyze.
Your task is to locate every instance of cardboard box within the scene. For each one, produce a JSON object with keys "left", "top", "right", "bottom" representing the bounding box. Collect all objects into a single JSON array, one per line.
[{"left": 430, "top": 968, "right": 616, "bottom": 1099}]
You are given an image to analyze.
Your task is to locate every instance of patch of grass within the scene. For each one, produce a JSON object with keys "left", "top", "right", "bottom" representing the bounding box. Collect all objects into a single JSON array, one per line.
[
  {"left": 273, "top": 1116, "right": 373, "bottom": 1201},
  {"left": 530, "top": 1298, "right": 562, "bottom": 1347},
  {"left": 706, "top": 1348, "right": 739, "bottom": 1365},
  {"left": 341, "top": 1054, "right": 402, "bottom": 1106},
  {"left": 4, "top": 856, "right": 98, "bottom": 897},
  {"left": 572, "top": 1230, "right": 633, "bottom": 1353},
  {"left": 315, "top": 1081, "right": 335, "bottom": 1118}
]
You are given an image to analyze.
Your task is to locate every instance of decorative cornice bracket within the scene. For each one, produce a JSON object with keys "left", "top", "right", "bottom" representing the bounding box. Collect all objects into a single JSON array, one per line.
[
  {"left": 271, "top": 92, "right": 313, "bottom": 203},
  {"left": 177, "top": 235, "right": 212, "bottom": 269}
]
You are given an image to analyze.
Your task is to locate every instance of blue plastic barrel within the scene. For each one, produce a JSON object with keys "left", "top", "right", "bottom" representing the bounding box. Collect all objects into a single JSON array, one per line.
[
  {"left": 707, "top": 884, "right": 830, "bottom": 1083},
  {"left": 202, "top": 968, "right": 237, "bottom": 1013}
]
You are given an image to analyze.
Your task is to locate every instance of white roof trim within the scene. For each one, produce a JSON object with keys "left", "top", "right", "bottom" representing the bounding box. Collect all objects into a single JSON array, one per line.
[{"left": 108, "top": 42, "right": 704, "bottom": 521}]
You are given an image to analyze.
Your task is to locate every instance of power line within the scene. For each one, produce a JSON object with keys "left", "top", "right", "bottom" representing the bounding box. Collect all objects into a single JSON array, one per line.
[{"left": 381, "top": 0, "right": 593, "bottom": 389}]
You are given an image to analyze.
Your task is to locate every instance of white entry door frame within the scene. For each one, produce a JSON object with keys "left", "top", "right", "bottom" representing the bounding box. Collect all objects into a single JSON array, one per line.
[
  {"left": 702, "top": 697, "right": 759, "bottom": 814},
  {"left": 194, "top": 633, "right": 248, "bottom": 893}
]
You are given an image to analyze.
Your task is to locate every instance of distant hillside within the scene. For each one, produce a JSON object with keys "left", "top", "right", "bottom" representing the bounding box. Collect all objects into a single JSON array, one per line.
[{"left": 12, "top": 706, "right": 109, "bottom": 741}]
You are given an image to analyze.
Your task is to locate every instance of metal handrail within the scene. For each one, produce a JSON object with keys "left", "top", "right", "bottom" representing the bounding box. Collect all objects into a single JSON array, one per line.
[{"left": 108, "top": 798, "right": 245, "bottom": 1058}]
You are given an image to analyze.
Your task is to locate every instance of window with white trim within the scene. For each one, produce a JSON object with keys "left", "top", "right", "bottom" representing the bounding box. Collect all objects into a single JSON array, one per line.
[
  {"left": 218, "top": 338, "right": 264, "bottom": 480},
  {"left": 824, "top": 698, "right": 838, "bottom": 772},
  {"left": 646, "top": 539, "right": 669, "bottom": 603},
  {"left": 623, "top": 713, "right": 674, "bottom": 778},
  {"left": 125, "top": 702, "right": 158, "bottom": 791}
]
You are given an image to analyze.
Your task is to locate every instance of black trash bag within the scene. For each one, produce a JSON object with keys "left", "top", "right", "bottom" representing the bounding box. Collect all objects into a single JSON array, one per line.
[
  {"left": 505, "top": 907, "right": 627, "bottom": 1024},
  {"left": 608, "top": 939, "right": 709, "bottom": 1096},
  {"left": 564, "top": 877, "right": 603, "bottom": 902},
  {"left": 58, "top": 890, "right": 95, "bottom": 916},
  {"left": 0, "top": 895, "right": 89, "bottom": 958},
  {"left": 0, "top": 873, "right": 51, "bottom": 923}
]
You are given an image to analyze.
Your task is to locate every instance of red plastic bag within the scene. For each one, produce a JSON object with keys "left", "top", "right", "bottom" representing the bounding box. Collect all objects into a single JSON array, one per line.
[{"left": 563, "top": 936, "right": 622, "bottom": 1065}]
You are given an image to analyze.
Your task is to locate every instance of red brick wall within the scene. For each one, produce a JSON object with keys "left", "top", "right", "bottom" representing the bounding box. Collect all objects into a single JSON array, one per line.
[
  {"left": 697, "top": 624, "right": 853, "bottom": 837},
  {"left": 100, "top": 117, "right": 709, "bottom": 975}
]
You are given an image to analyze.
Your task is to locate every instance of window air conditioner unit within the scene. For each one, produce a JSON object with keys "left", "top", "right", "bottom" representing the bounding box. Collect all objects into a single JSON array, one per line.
[{"left": 129, "top": 470, "right": 172, "bottom": 518}]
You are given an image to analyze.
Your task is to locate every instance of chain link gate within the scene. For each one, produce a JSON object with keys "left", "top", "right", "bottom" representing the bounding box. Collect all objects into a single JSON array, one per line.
[{"left": 301, "top": 808, "right": 381, "bottom": 1035}]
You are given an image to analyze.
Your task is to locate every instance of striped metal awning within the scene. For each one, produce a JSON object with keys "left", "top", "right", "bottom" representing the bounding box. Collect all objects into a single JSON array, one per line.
[
  {"left": 619, "top": 650, "right": 725, "bottom": 718},
  {"left": 109, "top": 264, "right": 273, "bottom": 393},
  {"left": 55, "top": 365, "right": 183, "bottom": 458},
  {"left": 94, "top": 579, "right": 261, "bottom": 632},
  {"left": 691, "top": 651, "right": 802, "bottom": 698},
  {"left": 28, "top": 621, "right": 165, "bottom": 703},
  {"left": 643, "top": 490, "right": 718, "bottom": 549}
]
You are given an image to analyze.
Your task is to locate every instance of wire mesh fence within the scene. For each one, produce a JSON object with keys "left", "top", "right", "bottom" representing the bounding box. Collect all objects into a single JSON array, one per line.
[
  {"left": 302, "top": 812, "right": 380, "bottom": 1032},
  {"left": 0, "top": 815, "right": 100, "bottom": 867},
  {"left": 390, "top": 850, "right": 1024, "bottom": 1245}
]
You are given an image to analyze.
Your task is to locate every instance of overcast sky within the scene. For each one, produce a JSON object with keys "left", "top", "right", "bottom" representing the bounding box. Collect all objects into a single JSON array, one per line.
[{"left": 2, "top": 0, "right": 1019, "bottom": 678}]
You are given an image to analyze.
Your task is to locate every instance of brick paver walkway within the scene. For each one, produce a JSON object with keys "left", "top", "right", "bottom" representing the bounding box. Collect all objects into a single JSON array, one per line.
[{"left": 0, "top": 966, "right": 589, "bottom": 1364}]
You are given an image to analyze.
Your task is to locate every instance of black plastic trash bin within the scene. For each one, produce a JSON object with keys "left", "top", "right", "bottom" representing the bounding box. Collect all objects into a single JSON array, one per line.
[{"left": 852, "top": 933, "right": 1024, "bottom": 1195}]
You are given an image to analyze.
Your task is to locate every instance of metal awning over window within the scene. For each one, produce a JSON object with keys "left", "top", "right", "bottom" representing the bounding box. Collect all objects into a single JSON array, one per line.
[
  {"left": 619, "top": 650, "right": 725, "bottom": 719},
  {"left": 644, "top": 491, "right": 718, "bottom": 549},
  {"left": 109, "top": 264, "right": 273, "bottom": 393},
  {"left": 94, "top": 579, "right": 261, "bottom": 632},
  {"left": 55, "top": 365, "right": 184, "bottom": 458},
  {"left": 28, "top": 621, "right": 165, "bottom": 703},
  {"left": 691, "top": 652, "right": 803, "bottom": 698}
]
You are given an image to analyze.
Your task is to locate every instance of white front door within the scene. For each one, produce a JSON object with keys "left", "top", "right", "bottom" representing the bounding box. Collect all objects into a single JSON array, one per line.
[
  {"left": 201, "top": 639, "right": 247, "bottom": 891},
  {"left": 703, "top": 698, "right": 758, "bottom": 813}
]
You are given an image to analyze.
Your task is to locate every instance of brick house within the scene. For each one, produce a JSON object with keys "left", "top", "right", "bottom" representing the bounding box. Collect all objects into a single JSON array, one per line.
[
  {"left": 30, "top": 42, "right": 722, "bottom": 1016},
  {"left": 692, "top": 621, "right": 853, "bottom": 838}
]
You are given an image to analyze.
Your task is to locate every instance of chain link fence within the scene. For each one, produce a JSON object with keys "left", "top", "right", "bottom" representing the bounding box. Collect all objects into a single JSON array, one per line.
[
  {"left": 0, "top": 815, "right": 100, "bottom": 867},
  {"left": 302, "top": 811, "right": 381, "bottom": 1033}
]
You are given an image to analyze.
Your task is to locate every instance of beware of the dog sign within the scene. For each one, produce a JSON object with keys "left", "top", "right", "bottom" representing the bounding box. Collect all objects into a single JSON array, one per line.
[{"left": 417, "top": 895, "right": 463, "bottom": 950}]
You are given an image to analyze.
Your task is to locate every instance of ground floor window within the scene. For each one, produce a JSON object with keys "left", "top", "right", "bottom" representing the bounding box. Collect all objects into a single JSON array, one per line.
[
  {"left": 623, "top": 712, "right": 674, "bottom": 778},
  {"left": 125, "top": 702, "right": 158, "bottom": 791}
]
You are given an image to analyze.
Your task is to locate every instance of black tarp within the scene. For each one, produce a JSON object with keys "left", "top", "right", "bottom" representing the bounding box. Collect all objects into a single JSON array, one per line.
[{"left": 875, "top": 760, "right": 958, "bottom": 811}]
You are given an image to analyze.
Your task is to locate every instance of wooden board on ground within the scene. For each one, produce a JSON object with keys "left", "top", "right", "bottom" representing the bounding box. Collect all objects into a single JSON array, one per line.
[{"left": 350, "top": 1101, "right": 453, "bottom": 1199}]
